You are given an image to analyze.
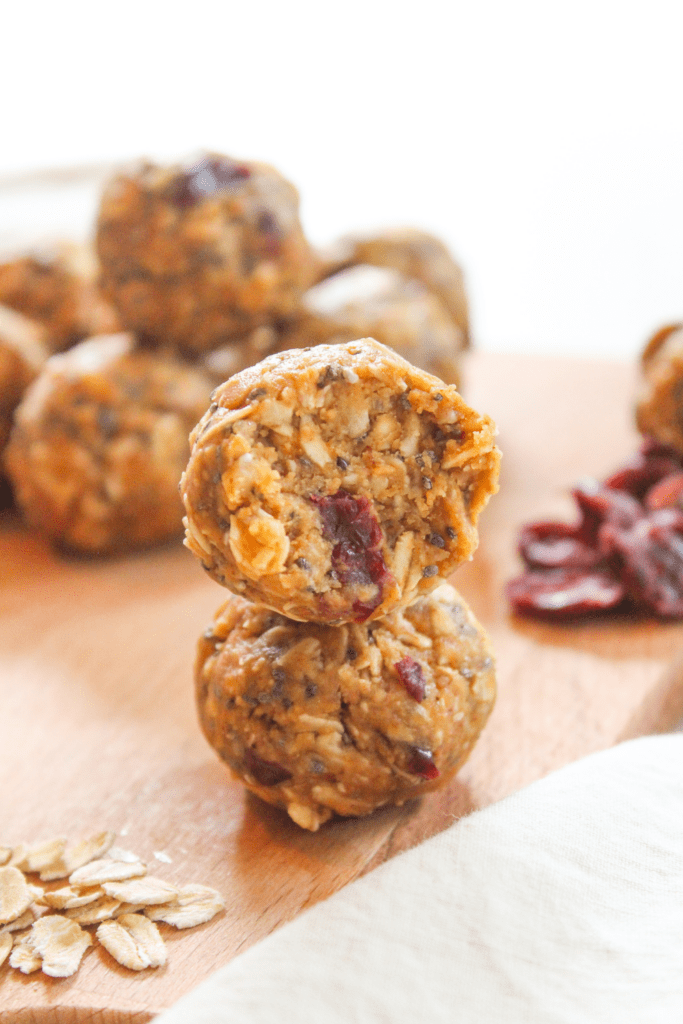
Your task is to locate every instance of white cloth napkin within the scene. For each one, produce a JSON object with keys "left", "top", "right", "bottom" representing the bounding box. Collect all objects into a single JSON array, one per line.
[{"left": 158, "top": 735, "right": 683, "bottom": 1023}]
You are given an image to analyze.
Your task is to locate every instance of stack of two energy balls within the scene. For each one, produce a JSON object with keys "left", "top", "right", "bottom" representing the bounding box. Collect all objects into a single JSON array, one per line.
[{"left": 182, "top": 337, "right": 500, "bottom": 831}]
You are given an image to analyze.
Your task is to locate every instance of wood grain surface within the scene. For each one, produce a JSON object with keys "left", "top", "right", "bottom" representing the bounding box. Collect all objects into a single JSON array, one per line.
[{"left": 2, "top": 351, "right": 682, "bottom": 1023}]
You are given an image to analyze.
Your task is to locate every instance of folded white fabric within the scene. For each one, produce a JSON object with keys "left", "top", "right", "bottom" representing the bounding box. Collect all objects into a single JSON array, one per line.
[{"left": 158, "top": 735, "right": 683, "bottom": 1024}]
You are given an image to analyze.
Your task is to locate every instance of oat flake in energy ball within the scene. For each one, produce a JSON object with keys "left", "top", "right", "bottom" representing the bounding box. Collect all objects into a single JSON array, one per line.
[
  {"left": 195, "top": 584, "right": 496, "bottom": 831},
  {"left": 182, "top": 338, "right": 500, "bottom": 623}
]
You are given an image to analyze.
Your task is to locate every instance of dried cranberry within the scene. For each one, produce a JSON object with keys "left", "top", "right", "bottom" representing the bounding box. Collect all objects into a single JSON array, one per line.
[
  {"left": 169, "top": 155, "right": 251, "bottom": 208},
  {"left": 604, "top": 446, "right": 682, "bottom": 498},
  {"left": 506, "top": 567, "right": 625, "bottom": 619},
  {"left": 600, "top": 508, "right": 683, "bottom": 617},
  {"left": 243, "top": 748, "right": 292, "bottom": 787},
  {"left": 406, "top": 747, "right": 439, "bottom": 779},
  {"left": 572, "top": 480, "right": 643, "bottom": 533},
  {"left": 310, "top": 490, "right": 392, "bottom": 622},
  {"left": 644, "top": 471, "right": 683, "bottom": 510},
  {"left": 518, "top": 521, "right": 601, "bottom": 569},
  {"left": 639, "top": 436, "right": 682, "bottom": 460},
  {"left": 395, "top": 656, "right": 426, "bottom": 701}
]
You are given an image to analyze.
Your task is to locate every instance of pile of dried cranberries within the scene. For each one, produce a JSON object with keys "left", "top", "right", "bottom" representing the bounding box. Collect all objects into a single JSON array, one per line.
[{"left": 507, "top": 438, "right": 683, "bottom": 620}]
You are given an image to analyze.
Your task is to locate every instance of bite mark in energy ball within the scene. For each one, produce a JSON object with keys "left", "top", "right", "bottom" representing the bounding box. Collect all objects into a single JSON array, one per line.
[
  {"left": 181, "top": 339, "right": 501, "bottom": 623},
  {"left": 195, "top": 584, "right": 496, "bottom": 830}
]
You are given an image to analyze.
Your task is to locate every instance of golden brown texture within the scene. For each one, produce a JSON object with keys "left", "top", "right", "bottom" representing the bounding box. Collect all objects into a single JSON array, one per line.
[
  {"left": 195, "top": 584, "right": 496, "bottom": 830},
  {"left": 315, "top": 227, "right": 470, "bottom": 347},
  {"left": 0, "top": 305, "right": 49, "bottom": 455},
  {"left": 5, "top": 333, "right": 214, "bottom": 553},
  {"left": 280, "top": 265, "right": 465, "bottom": 387},
  {"left": 0, "top": 243, "right": 120, "bottom": 352},
  {"left": 636, "top": 325, "right": 683, "bottom": 453},
  {"left": 96, "top": 153, "right": 318, "bottom": 355},
  {"left": 182, "top": 339, "right": 500, "bottom": 623}
]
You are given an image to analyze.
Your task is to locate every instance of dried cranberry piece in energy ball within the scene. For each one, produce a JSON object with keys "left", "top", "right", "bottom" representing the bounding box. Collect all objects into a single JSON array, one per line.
[
  {"left": 600, "top": 508, "right": 683, "bottom": 617},
  {"left": 518, "top": 521, "right": 602, "bottom": 570},
  {"left": 406, "top": 747, "right": 440, "bottom": 779},
  {"left": 169, "top": 156, "right": 251, "bottom": 208},
  {"left": 506, "top": 567, "right": 625, "bottom": 620},
  {"left": 310, "top": 490, "right": 393, "bottom": 622},
  {"left": 243, "top": 748, "right": 292, "bottom": 787},
  {"left": 395, "top": 656, "right": 426, "bottom": 702}
]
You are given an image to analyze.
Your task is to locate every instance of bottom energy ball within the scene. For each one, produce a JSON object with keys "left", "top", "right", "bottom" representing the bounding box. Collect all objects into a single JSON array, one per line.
[
  {"left": 195, "top": 584, "right": 496, "bottom": 831},
  {"left": 5, "top": 332, "right": 215, "bottom": 553}
]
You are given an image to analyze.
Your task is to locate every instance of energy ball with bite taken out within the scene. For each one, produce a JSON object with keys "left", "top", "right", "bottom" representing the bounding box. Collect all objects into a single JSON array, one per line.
[
  {"left": 96, "top": 153, "right": 318, "bottom": 356},
  {"left": 195, "top": 584, "right": 496, "bottom": 831},
  {"left": 5, "top": 333, "right": 215, "bottom": 554},
  {"left": 182, "top": 339, "right": 500, "bottom": 623}
]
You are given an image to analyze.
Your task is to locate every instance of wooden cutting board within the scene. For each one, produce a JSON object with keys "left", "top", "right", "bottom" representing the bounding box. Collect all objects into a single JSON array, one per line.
[{"left": 2, "top": 351, "right": 682, "bottom": 1023}]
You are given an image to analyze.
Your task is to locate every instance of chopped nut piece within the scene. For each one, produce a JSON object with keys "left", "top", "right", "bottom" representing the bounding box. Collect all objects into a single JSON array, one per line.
[
  {"left": 0, "top": 866, "right": 33, "bottom": 924},
  {"left": 144, "top": 884, "right": 225, "bottom": 929},
  {"left": 97, "top": 913, "right": 167, "bottom": 971},
  {"left": 69, "top": 856, "right": 146, "bottom": 886},
  {"left": 102, "top": 876, "right": 179, "bottom": 906},
  {"left": 24, "top": 915, "right": 93, "bottom": 978}
]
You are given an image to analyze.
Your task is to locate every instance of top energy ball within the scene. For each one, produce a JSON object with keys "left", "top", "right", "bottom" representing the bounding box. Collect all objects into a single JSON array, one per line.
[
  {"left": 182, "top": 338, "right": 500, "bottom": 624},
  {"left": 96, "top": 153, "right": 318, "bottom": 355}
]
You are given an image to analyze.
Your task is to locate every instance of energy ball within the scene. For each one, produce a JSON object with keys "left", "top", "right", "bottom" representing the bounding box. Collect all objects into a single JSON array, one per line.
[
  {"left": 0, "top": 243, "right": 120, "bottom": 352},
  {"left": 195, "top": 584, "right": 496, "bottom": 831},
  {"left": 6, "top": 333, "right": 214, "bottom": 554},
  {"left": 315, "top": 227, "right": 470, "bottom": 348},
  {"left": 636, "top": 323, "right": 683, "bottom": 453},
  {"left": 96, "top": 153, "right": 318, "bottom": 356},
  {"left": 281, "top": 264, "right": 465, "bottom": 387},
  {"left": 0, "top": 304, "right": 49, "bottom": 455},
  {"left": 182, "top": 339, "right": 500, "bottom": 623}
]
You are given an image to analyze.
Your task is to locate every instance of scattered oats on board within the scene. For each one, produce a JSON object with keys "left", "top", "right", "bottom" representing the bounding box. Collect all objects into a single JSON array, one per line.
[
  {"left": 145, "top": 884, "right": 226, "bottom": 929},
  {"left": 19, "top": 916, "right": 93, "bottom": 978},
  {"left": 0, "top": 830, "right": 224, "bottom": 979},
  {"left": 97, "top": 914, "right": 167, "bottom": 971},
  {"left": 0, "top": 866, "right": 32, "bottom": 924},
  {"left": 102, "top": 876, "right": 179, "bottom": 906}
]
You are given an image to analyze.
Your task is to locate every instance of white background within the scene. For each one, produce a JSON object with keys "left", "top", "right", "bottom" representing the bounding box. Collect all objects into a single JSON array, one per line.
[{"left": 2, "top": 0, "right": 682, "bottom": 359}]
